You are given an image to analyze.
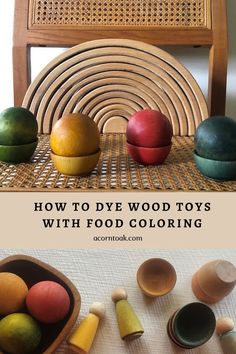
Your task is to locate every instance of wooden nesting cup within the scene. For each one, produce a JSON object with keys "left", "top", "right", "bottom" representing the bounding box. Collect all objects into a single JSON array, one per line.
[
  {"left": 167, "top": 302, "right": 216, "bottom": 349},
  {"left": 192, "top": 260, "right": 236, "bottom": 303},
  {"left": 137, "top": 258, "right": 177, "bottom": 297}
]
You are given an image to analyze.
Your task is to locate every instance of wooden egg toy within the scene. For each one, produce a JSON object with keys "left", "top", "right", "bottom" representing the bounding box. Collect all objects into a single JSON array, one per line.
[
  {"left": 112, "top": 288, "right": 144, "bottom": 340},
  {"left": 26, "top": 280, "right": 71, "bottom": 324},
  {"left": 50, "top": 113, "right": 100, "bottom": 176},
  {"left": 0, "top": 272, "right": 28, "bottom": 315},
  {"left": 0, "top": 313, "right": 42, "bottom": 354},
  {"left": 216, "top": 317, "right": 236, "bottom": 354},
  {"left": 194, "top": 116, "right": 236, "bottom": 180},
  {"left": 0, "top": 107, "right": 38, "bottom": 163},
  {"left": 67, "top": 302, "right": 105, "bottom": 354},
  {"left": 192, "top": 260, "right": 236, "bottom": 304},
  {"left": 137, "top": 258, "right": 176, "bottom": 297},
  {"left": 126, "top": 109, "right": 173, "bottom": 165}
]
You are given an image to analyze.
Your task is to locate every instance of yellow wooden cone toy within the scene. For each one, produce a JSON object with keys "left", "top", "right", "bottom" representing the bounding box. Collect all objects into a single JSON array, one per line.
[
  {"left": 112, "top": 287, "right": 144, "bottom": 340},
  {"left": 67, "top": 302, "right": 105, "bottom": 354}
]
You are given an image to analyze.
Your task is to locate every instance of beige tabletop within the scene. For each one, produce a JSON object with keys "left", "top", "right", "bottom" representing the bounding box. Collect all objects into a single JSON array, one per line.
[{"left": 0, "top": 249, "right": 235, "bottom": 354}]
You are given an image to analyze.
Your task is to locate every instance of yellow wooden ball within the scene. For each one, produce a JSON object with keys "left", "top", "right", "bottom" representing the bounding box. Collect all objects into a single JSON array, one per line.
[{"left": 0, "top": 272, "right": 28, "bottom": 315}]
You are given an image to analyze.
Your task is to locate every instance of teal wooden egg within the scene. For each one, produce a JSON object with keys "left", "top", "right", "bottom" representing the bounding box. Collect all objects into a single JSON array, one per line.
[{"left": 195, "top": 116, "right": 236, "bottom": 161}]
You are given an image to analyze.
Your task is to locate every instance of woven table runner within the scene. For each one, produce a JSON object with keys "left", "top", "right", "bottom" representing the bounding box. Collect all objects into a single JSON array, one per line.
[{"left": 0, "top": 134, "right": 235, "bottom": 191}]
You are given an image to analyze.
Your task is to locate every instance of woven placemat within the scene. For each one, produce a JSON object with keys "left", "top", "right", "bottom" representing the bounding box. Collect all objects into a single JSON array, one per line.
[{"left": 0, "top": 134, "right": 235, "bottom": 191}]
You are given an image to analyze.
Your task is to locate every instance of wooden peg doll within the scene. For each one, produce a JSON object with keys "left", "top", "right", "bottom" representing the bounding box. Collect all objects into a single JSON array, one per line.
[
  {"left": 67, "top": 302, "right": 105, "bottom": 354},
  {"left": 111, "top": 287, "right": 144, "bottom": 340},
  {"left": 216, "top": 317, "right": 236, "bottom": 354}
]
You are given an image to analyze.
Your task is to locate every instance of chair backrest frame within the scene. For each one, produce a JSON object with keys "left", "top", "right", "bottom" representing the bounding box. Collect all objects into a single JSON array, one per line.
[{"left": 13, "top": 0, "right": 228, "bottom": 118}]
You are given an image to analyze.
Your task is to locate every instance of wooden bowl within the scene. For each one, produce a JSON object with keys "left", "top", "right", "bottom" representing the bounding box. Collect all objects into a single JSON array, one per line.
[
  {"left": 137, "top": 258, "right": 177, "bottom": 297},
  {"left": 0, "top": 255, "right": 81, "bottom": 354},
  {"left": 172, "top": 302, "right": 216, "bottom": 348},
  {"left": 51, "top": 150, "right": 100, "bottom": 176},
  {"left": 194, "top": 152, "right": 236, "bottom": 181},
  {"left": 0, "top": 140, "right": 38, "bottom": 163},
  {"left": 127, "top": 143, "right": 171, "bottom": 165}
]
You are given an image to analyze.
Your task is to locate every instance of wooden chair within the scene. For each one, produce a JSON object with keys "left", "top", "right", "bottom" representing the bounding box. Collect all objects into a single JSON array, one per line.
[{"left": 13, "top": 0, "right": 228, "bottom": 117}]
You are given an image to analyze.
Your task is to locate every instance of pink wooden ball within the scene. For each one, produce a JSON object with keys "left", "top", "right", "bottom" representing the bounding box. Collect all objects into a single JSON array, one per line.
[
  {"left": 26, "top": 281, "right": 70, "bottom": 324},
  {"left": 126, "top": 109, "right": 173, "bottom": 147}
]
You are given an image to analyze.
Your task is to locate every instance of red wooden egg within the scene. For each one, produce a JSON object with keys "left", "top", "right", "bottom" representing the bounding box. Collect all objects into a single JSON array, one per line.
[
  {"left": 26, "top": 281, "right": 70, "bottom": 324},
  {"left": 126, "top": 109, "right": 173, "bottom": 147}
]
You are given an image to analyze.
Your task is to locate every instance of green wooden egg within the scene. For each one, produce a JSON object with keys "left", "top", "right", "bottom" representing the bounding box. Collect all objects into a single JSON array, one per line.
[
  {"left": 195, "top": 116, "right": 236, "bottom": 161},
  {"left": 0, "top": 107, "right": 38, "bottom": 146}
]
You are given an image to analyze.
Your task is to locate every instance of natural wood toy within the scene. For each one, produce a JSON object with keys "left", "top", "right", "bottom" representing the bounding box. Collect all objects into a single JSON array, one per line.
[
  {"left": 216, "top": 317, "right": 236, "bottom": 354},
  {"left": 112, "top": 288, "right": 144, "bottom": 340},
  {"left": 137, "top": 258, "right": 177, "bottom": 297},
  {"left": 0, "top": 272, "right": 28, "bottom": 315},
  {"left": 126, "top": 109, "right": 173, "bottom": 165},
  {"left": 194, "top": 116, "right": 236, "bottom": 180},
  {"left": 0, "top": 107, "right": 38, "bottom": 163},
  {"left": 67, "top": 302, "right": 105, "bottom": 354},
  {"left": 192, "top": 260, "right": 236, "bottom": 304},
  {"left": 50, "top": 113, "right": 100, "bottom": 176}
]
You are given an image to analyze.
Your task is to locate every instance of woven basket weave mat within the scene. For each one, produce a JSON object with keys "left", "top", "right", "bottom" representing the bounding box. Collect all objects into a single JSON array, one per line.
[{"left": 0, "top": 134, "right": 235, "bottom": 191}]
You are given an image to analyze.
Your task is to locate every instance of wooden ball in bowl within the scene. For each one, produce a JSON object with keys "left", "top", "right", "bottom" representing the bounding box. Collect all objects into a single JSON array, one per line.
[{"left": 0, "top": 255, "right": 81, "bottom": 354}]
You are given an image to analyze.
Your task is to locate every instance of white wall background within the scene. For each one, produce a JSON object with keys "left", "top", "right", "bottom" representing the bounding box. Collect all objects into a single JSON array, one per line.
[{"left": 0, "top": 0, "right": 235, "bottom": 116}]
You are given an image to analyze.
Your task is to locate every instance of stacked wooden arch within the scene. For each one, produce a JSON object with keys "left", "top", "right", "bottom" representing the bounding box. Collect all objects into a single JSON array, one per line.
[{"left": 23, "top": 39, "right": 208, "bottom": 135}]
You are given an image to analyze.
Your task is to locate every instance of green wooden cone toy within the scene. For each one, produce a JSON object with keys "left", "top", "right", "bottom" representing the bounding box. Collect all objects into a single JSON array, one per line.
[{"left": 112, "top": 288, "right": 144, "bottom": 340}]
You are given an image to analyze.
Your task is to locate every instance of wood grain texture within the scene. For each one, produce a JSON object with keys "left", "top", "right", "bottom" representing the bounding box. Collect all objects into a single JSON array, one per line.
[
  {"left": 22, "top": 39, "right": 208, "bottom": 135},
  {"left": 208, "top": 0, "right": 228, "bottom": 116},
  {"left": 13, "top": 0, "right": 31, "bottom": 106}
]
